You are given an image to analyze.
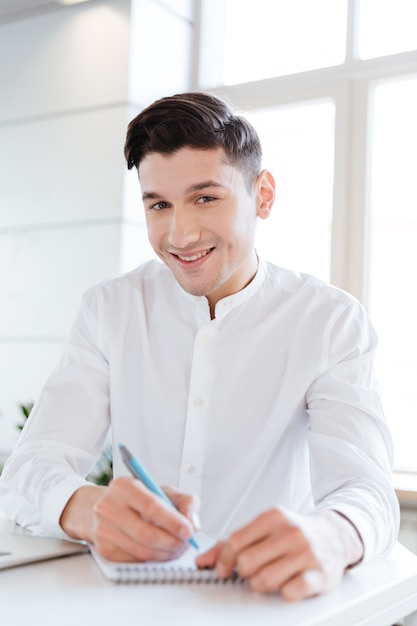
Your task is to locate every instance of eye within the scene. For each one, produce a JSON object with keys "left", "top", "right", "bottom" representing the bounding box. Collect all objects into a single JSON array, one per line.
[
  {"left": 150, "top": 201, "right": 170, "bottom": 210},
  {"left": 196, "top": 195, "right": 216, "bottom": 204}
]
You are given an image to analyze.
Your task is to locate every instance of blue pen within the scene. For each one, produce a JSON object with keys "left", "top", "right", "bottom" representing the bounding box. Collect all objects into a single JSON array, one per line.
[{"left": 118, "top": 443, "right": 199, "bottom": 550}]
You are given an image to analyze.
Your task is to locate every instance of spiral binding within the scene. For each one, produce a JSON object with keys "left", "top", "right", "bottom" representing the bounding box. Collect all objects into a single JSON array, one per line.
[{"left": 114, "top": 565, "right": 243, "bottom": 584}]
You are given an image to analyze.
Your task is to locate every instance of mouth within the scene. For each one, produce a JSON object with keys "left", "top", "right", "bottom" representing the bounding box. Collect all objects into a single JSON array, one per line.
[{"left": 173, "top": 248, "right": 214, "bottom": 263}]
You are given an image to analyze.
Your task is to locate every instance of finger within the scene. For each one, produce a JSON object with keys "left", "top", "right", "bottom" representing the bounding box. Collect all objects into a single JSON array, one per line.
[
  {"left": 247, "top": 550, "right": 317, "bottom": 594},
  {"left": 93, "top": 478, "right": 193, "bottom": 558},
  {"left": 235, "top": 523, "right": 316, "bottom": 578},
  {"left": 280, "top": 570, "right": 327, "bottom": 601},
  {"left": 93, "top": 520, "right": 188, "bottom": 563},
  {"left": 227, "top": 508, "right": 288, "bottom": 554},
  {"left": 213, "top": 518, "right": 271, "bottom": 579},
  {"left": 195, "top": 542, "right": 225, "bottom": 569},
  {"left": 114, "top": 477, "right": 195, "bottom": 542},
  {"left": 164, "top": 486, "right": 201, "bottom": 531},
  {"left": 214, "top": 542, "right": 239, "bottom": 578},
  {"left": 93, "top": 496, "right": 187, "bottom": 561},
  {"left": 215, "top": 509, "right": 301, "bottom": 579},
  {"left": 93, "top": 512, "right": 187, "bottom": 562}
]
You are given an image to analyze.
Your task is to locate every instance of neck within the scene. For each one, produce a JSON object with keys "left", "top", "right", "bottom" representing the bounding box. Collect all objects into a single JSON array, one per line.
[{"left": 207, "top": 254, "right": 259, "bottom": 320}]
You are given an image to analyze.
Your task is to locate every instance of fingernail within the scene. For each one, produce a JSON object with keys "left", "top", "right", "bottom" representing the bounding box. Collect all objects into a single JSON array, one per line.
[
  {"left": 216, "top": 563, "right": 227, "bottom": 578},
  {"left": 304, "top": 570, "right": 325, "bottom": 592},
  {"left": 190, "top": 511, "right": 201, "bottom": 531},
  {"left": 179, "top": 526, "right": 191, "bottom": 540}
]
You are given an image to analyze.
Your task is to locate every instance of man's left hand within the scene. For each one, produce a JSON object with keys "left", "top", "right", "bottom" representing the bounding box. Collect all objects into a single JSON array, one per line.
[{"left": 196, "top": 508, "right": 363, "bottom": 600}]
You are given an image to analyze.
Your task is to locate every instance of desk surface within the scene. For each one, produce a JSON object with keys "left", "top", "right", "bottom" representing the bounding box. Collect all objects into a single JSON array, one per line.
[{"left": 2, "top": 519, "right": 417, "bottom": 626}]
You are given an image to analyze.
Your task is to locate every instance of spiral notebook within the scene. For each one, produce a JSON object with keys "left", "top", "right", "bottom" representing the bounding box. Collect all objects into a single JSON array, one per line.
[{"left": 89, "top": 532, "right": 243, "bottom": 584}]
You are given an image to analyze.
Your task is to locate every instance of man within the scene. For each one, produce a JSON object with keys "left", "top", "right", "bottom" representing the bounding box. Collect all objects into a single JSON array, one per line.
[{"left": 0, "top": 92, "right": 399, "bottom": 600}]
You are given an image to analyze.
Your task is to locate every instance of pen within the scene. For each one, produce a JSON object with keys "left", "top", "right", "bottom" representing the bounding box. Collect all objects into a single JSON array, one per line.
[{"left": 118, "top": 443, "right": 199, "bottom": 550}]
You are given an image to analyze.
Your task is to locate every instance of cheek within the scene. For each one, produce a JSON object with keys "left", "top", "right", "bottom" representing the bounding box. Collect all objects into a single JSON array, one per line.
[
  {"left": 145, "top": 218, "right": 162, "bottom": 247},
  {"left": 233, "top": 211, "right": 257, "bottom": 241}
]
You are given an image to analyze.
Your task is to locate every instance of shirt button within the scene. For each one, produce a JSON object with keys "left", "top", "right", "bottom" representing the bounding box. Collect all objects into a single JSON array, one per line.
[
  {"left": 201, "top": 332, "right": 210, "bottom": 342},
  {"left": 194, "top": 398, "right": 204, "bottom": 407},
  {"left": 187, "top": 466, "right": 197, "bottom": 475}
]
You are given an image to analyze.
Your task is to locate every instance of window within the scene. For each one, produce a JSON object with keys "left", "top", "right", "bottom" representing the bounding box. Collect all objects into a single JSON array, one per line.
[
  {"left": 247, "top": 100, "right": 335, "bottom": 282},
  {"left": 222, "top": 0, "right": 347, "bottom": 84},
  {"left": 358, "top": 0, "right": 417, "bottom": 59},
  {"left": 196, "top": 0, "right": 417, "bottom": 471},
  {"left": 368, "top": 76, "right": 417, "bottom": 469}
]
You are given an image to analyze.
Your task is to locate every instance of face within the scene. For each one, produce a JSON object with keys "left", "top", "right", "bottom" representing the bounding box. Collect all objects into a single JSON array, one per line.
[{"left": 138, "top": 147, "right": 274, "bottom": 313}]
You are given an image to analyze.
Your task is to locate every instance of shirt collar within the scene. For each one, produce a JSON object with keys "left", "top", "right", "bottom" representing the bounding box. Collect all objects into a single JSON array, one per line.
[{"left": 176, "top": 255, "right": 267, "bottom": 322}]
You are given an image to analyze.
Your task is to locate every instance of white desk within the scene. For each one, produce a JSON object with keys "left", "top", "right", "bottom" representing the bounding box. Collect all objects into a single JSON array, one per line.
[{"left": 2, "top": 523, "right": 417, "bottom": 626}]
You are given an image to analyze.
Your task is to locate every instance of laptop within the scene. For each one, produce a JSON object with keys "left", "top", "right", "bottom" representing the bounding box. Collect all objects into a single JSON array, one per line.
[{"left": 0, "top": 524, "right": 88, "bottom": 571}]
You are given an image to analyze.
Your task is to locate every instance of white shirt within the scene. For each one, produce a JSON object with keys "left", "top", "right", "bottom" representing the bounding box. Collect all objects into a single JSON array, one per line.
[{"left": 0, "top": 258, "right": 399, "bottom": 560}]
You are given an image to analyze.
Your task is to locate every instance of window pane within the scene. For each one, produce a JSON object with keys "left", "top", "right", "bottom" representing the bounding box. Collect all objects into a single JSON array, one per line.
[
  {"left": 367, "top": 77, "right": 417, "bottom": 469},
  {"left": 203, "top": 0, "right": 347, "bottom": 86},
  {"left": 358, "top": 0, "right": 417, "bottom": 59},
  {"left": 246, "top": 100, "right": 335, "bottom": 282}
]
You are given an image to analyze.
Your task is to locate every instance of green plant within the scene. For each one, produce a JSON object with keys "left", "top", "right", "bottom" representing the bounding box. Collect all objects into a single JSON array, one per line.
[
  {"left": 17, "top": 402, "right": 34, "bottom": 430},
  {"left": 88, "top": 446, "right": 113, "bottom": 486}
]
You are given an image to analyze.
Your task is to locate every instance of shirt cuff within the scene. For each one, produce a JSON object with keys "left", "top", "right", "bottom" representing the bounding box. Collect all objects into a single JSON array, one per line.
[
  {"left": 314, "top": 500, "right": 397, "bottom": 564},
  {"left": 41, "top": 474, "right": 91, "bottom": 540}
]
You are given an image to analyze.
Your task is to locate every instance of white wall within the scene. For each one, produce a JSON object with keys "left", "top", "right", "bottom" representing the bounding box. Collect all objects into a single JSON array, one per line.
[{"left": 0, "top": 0, "right": 195, "bottom": 455}]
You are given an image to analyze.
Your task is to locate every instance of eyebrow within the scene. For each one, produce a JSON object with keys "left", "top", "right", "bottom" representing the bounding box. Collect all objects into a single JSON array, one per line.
[
  {"left": 187, "top": 180, "right": 225, "bottom": 192},
  {"left": 142, "top": 180, "right": 225, "bottom": 202},
  {"left": 142, "top": 191, "right": 162, "bottom": 201}
]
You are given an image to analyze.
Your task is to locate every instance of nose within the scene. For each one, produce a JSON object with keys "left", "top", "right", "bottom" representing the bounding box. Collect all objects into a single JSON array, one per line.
[{"left": 167, "top": 206, "right": 200, "bottom": 249}]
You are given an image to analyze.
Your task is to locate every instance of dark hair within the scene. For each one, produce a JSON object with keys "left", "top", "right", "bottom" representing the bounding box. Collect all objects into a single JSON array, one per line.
[{"left": 124, "top": 92, "right": 262, "bottom": 186}]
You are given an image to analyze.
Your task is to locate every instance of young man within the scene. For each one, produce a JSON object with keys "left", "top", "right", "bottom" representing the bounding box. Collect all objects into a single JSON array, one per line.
[{"left": 0, "top": 92, "right": 399, "bottom": 600}]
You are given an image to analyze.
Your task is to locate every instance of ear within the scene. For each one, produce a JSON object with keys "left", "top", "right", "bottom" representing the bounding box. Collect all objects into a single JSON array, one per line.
[{"left": 255, "top": 170, "right": 275, "bottom": 220}]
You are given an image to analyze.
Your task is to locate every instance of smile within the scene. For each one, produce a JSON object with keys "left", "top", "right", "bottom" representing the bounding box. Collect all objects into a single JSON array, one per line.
[{"left": 176, "top": 249, "right": 212, "bottom": 262}]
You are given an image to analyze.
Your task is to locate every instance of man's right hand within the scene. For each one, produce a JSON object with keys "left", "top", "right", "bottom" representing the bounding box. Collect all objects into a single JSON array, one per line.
[{"left": 59, "top": 477, "right": 200, "bottom": 562}]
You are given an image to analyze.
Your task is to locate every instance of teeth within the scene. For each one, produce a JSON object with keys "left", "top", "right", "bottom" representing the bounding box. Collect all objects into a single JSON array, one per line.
[{"left": 177, "top": 250, "right": 210, "bottom": 262}]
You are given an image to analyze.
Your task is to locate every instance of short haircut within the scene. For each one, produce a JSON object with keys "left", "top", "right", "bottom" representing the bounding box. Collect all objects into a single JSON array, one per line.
[{"left": 124, "top": 92, "right": 262, "bottom": 187}]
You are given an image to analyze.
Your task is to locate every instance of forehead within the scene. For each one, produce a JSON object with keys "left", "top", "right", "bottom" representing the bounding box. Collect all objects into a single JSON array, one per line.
[{"left": 138, "top": 147, "right": 236, "bottom": 187}]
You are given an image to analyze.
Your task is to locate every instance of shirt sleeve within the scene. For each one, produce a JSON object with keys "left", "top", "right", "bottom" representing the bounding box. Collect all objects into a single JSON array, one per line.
[
  {"left": 0, "top": 286, "right": 110, "bottom": 539},
  {"left": 306, "top": 297, "right": 400, "bottom": 562}
]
